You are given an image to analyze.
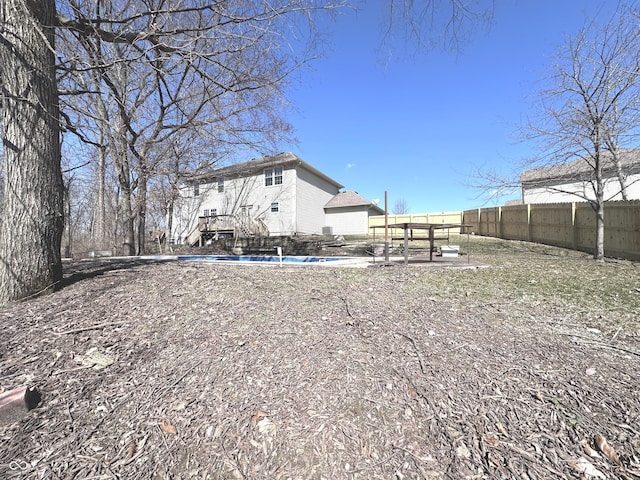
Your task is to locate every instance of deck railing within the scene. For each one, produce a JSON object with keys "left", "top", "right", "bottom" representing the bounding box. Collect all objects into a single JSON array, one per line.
[{"left": 193, "top": 214, "right": 269, "bottom": 244}]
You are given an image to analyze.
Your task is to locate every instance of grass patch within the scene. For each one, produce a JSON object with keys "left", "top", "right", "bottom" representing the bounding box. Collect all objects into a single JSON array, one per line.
[{"left": 421, "top": 235, "right": 640, "bottom": 335}]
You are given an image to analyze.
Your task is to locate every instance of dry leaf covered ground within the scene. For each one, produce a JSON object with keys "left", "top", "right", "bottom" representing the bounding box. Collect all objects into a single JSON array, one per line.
[{"left": 0, "top": 236, "right": 639, "bottom": 479}]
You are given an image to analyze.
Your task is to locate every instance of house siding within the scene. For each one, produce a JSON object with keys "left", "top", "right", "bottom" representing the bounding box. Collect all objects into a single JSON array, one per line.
[
  {"left": 259, "top": 165, "right": 297, "bottom": 235},
  {"left": 325, "top": 207, "right": 370, "bottom": 235},
  {"left": 171, "top": 169, "right": 298, "bottom": 240},
  {"left": 171, "top": 182, "right": 219, "bottom": 243},
  {"left": 523, "top": 172, "right": 640, "bottom": 204},
  {"left": 170, "top": 153, "right": 355, "bottom": 242},
  {"left": 295, "top": 166, "right": 340, "bottom": 234}
]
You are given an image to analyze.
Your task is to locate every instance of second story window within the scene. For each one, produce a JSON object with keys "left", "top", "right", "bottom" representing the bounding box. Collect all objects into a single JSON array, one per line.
[
  {"left": 217, "top": 177, "right": 224, "bottom": 193},
  {"left": 265, "top": 167, "right": 283, "bottom": 186},
  {"left": 203, "top": 209, "right": 209, "bottom": 217},
  {"left": 193, "top": 182, "right": 200, "bottom": 197},
  {"left": 271, "top": 202, "right": 279, "bottom": 212}
]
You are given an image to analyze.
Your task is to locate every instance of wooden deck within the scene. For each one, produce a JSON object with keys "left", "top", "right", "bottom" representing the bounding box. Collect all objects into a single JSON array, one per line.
[{"left": 187, "top": 214, "right": 269, "bottom": 246}]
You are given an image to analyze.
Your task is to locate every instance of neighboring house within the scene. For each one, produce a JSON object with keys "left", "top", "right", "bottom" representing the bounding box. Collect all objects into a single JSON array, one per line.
[
  {"left": 170, "top": 152, "right": 380, "bottom": 244},
  {"left": 520, "top": 149, "right": 640, "bottom": 204}
]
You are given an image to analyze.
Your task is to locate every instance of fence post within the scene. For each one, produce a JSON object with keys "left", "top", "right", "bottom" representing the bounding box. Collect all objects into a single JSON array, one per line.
[
  {"left": 527, "top": 204, "right": 532, "bottom": 243},
  {"left": 571, "top": 202, "right": 578, "bottom": 250}
]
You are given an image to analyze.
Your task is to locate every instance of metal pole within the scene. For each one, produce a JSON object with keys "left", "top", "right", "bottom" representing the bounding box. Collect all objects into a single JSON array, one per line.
[
  {"left": 404, "top": 224, "right": 409, "bottom": 265},
  {"left": 384, "top": 191, "right": 389, "bottom": 263}
]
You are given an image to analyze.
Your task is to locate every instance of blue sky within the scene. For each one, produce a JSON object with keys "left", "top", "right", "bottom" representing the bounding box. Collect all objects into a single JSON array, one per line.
[{"left": 281, "top": 1, "right": 620, "bottom": 213}]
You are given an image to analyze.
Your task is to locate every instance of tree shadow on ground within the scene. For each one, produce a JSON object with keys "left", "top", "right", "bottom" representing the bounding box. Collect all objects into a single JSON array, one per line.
[{"left": 60, "top": 258, "right": 170, "bottom": 290}]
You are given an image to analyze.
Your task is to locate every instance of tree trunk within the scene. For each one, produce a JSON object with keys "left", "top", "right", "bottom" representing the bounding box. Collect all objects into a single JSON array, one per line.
[
  {"left": 593, "top": 149, "right": 605, "bottom": 262},
  {"left": 115, "top": 118, "right": 135, "bottom": 256},
  {"left": 594, "top": 202, "right": 605, "bottom": 262},
  {"left": 136, "top": 175, "right": 148, "bottom": 256},
  {"left": 0, "top": 0, "right": 64, "bottom": 304},
  {"left": 96, "top": 143, "right": 107, "bottom": 248},
  {"left": 117, "top": 159, "right": 135, "bottom": 256},
  {"left": 63, "top": 181, "right": 72, "bottom": 258}
]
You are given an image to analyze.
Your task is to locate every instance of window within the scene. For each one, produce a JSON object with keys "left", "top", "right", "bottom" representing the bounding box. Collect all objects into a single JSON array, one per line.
[
  {"left": 270, "top": 202, "right": 279, "bottom": 213},
  {"left": 265, "top": 167, "right": 283, "bottom": 186},
  {"left": 211, "top": 208, "right": 217, "bottom": 216},
  {"left": 203, "top": 209, "right": 209, "bottom": 217},
  {"left": 217, "top": 177, "right": 224, "bottom": 193},
  {"left": 193, "top": 182, "right": 200, "bottom": 197}
]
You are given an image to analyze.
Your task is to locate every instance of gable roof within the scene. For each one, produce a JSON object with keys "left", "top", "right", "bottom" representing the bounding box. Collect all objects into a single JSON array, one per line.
[
  {"left": 190, "top": 152, "right": 344, "bottom": 188},
  {"left": 325, "top": 191, "right": 384, "bottom": 214},
  {"left": 520, "top": 148, "right": 640, "bottom": 185}
]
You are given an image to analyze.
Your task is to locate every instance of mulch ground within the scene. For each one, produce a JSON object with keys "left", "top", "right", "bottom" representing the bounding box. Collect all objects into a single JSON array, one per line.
[{"left": 0, "top": 257, "right": 639, "bottom": 479}]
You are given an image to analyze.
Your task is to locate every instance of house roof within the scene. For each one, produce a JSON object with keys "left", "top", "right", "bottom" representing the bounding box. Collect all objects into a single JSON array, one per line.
[
  {"left": 520, "top": 148, "right": 640, "bottom": 185},
  {"left": 190, "top": 152, "right": 344, "bottom": 189},
  {"left": 325, "top": 191, "right": 384, "bottom": 214}
]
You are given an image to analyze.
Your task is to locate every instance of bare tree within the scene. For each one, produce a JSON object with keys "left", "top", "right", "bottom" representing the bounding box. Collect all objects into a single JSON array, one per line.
[
  {"left": 523, "top": 4, "right": 640, "bottom": 262},
  {"left": 382, "top": 0, "right": 493, "bottom": 54},
  {"left": 392, "top": 198, "right": 410, "bottom": 214},
  {"left": 56, "top": 0, "right": 332, "bottom": 255}
]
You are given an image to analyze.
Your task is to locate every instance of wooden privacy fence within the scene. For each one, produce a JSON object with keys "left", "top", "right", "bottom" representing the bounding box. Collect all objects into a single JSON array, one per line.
[
  {"left": 368, "top": 212, "right": 464, "bottom": 237},
  {"left": 462, "top": 201, "right": 640, "bottom": 261}
]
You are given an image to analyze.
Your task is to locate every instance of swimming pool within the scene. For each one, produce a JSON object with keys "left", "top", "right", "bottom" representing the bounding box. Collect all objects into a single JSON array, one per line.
[{"left": 177, "top": 255, "right": 347, "bottom": 263}]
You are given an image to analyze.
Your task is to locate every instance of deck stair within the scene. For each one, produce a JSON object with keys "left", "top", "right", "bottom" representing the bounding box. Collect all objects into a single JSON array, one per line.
[
  {"left": 186, "top": 225, "right": 203, "bottom": 247},
  {"left": 190, "top": 214, "right": 269, "bottom": 246}
]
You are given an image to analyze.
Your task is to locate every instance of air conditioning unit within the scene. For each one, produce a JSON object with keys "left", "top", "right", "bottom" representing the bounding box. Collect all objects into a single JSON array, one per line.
[{"left": 322, "top": 226, "right": 333, "bottom": 235}]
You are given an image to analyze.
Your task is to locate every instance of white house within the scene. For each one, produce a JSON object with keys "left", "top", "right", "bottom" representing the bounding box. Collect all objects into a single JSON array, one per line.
[
  {"left": 520, "top": 149, "right": 640, "bottom": 204},
  {"left": 170, "top": 152, "right": 381, "bottom": 244}
]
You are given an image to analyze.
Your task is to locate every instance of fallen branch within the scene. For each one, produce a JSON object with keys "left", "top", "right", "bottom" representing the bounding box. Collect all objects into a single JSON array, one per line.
[
  {"left": 55, "top": 321, "right": 125, "bottom": 335},
  {"left": 557, "top": 333, "right": 640, "bottom": 357},
  {"left": 396, "top": 331, "right": 427, "bottom": 374}
]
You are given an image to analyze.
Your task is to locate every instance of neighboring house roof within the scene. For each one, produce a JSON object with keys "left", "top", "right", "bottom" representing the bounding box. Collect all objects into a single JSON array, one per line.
[
  {"left": 520, "top": 148, "right": 640, "bottom": 186},
  {"left": 325, "top": 191, "right": 384, "bottom": 214},
  {"left": 503, "top": 199, "right": 523, "bottom": 206},
  {"left": 189, "top": 152, "right": 344, "bottom": 189}
]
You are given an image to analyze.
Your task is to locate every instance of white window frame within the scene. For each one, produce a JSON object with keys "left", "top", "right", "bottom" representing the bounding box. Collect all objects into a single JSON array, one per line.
[
  {"left": 217, "top": 177, "right": 224, "bottom": 193},
  {"left": 270, "top": 202, "right": 279, "bottom": 213},
  {"left": 264, "top": 167, "right": 283, "bottom": 186}
]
